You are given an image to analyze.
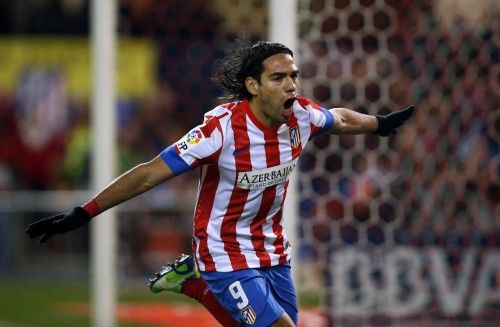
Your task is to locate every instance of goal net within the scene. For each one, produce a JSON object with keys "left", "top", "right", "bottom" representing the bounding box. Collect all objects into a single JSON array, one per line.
[{"left": 295, "top": 0, "right": 500, "bottom": 325}]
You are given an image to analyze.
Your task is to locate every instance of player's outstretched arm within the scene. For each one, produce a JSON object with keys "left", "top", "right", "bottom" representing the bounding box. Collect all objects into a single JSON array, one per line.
[
  {"left": 26, "top": 155, "right": 174, "bottom": 243},
  {"left": 329, "top": 105, "right": 414, "bottom": 136},
  {"left": 89, "top": 155, "right": 175, "bottom": 212}
]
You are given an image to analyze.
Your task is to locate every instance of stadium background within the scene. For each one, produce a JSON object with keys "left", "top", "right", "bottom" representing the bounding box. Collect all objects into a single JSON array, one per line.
[{"left": 0, "top": 0, "right": 498, "bottom": 326}]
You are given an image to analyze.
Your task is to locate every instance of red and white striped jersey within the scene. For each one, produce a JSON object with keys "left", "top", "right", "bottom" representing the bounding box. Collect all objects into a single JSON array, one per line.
[{"left": 161, "top": 96, "right": 334, "bottom": 272}]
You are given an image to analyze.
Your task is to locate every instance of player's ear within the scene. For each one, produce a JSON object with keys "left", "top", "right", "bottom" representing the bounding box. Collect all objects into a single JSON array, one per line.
[{"left": 245, "top": 77, "right": 258, "bottom": 96}]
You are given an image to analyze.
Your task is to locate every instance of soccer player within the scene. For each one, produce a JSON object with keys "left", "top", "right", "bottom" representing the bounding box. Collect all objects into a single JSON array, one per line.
[{"left": 27, "top": 41, "right": 414, "bottom": 326}]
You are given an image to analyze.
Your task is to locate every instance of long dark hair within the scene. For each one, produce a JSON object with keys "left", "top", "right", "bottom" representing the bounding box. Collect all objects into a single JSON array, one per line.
[{"left": 212, "top": 41, "right": 293, "bottom": 103}]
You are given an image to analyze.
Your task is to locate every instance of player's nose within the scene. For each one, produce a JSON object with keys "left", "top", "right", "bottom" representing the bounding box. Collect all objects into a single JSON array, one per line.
[{"left": 284, "top": 76, "right": 296, "bottom": 93}]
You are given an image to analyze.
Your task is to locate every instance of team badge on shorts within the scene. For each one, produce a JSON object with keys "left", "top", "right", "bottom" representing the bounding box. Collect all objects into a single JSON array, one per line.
[
  {"left": 289, "top": 125, "right": 301, "bottom": 149},
  {"left": 240, "top": 305, "right": 257, "bottom": 324}
]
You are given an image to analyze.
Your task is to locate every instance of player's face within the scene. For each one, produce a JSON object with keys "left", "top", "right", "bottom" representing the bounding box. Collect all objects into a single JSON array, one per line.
[{"left": 248, "top": 53, "right": 299, "bottom": 128}]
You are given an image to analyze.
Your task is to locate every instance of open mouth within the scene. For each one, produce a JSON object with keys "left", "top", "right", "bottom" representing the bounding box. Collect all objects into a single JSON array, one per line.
[
  {"left": 284, "top": 98, "right": 296, "bottom": 109},
  {"left": 282, "top": 98, "right": 296, "bottom": 120}
]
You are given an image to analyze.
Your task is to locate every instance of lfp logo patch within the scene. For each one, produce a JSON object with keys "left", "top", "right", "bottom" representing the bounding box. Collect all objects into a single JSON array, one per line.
[
  {"left": 175, "top": 128, "right": 204, "bottom": 153},
  {"left": 187, "top": 129, "right": 203, "bottom": 145}
]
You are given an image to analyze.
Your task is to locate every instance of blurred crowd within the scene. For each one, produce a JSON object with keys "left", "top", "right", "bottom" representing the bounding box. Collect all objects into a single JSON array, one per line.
[
  {"left": 0, "top": 0, "right": 228, "bottom": 191},
  {"left": 294, "top": 0, "right": 499, "bottom": 321},
  {"left": 297, "top": 0, "right": 499, "bottom": 255},
  {"left": 392, "top": 1, "right": 499, "bottom": 248}
]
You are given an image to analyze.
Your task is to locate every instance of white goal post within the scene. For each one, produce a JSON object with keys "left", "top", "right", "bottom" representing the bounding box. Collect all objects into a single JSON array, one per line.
[{"left": 90, "top": 0, "right": 117, "bottom": 326}]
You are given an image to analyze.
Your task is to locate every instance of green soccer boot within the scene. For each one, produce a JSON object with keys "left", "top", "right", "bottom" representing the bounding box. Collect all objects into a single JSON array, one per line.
[{"left": 148, "top": 253, "right": 200, "bottom": 293}]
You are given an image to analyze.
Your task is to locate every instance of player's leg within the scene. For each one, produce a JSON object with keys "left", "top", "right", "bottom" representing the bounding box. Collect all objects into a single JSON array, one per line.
[
  {"left": 182, "top": 278, "right": 239, "bottom": 326},
  {"left": 200, "top": 268, "right": 295, "bottom": 327},
  {"left": 149, "top": 254, "right": 237, "bottom": 326},
  {"left": 271, "top": 313, "right": 295, "bottom": 327},
  {"left": 259, "top": 264, "right": 298, "bottom": 325}
]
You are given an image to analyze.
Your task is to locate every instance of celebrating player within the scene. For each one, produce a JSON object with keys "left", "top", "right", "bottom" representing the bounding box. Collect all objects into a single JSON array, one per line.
[{"left": 27, "top": 41, "right": 414, "bottom": 326}]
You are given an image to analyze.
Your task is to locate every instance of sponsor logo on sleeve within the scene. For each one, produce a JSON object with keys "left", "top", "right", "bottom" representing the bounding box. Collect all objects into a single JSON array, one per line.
[
  {"left": 187, "top": 129, "right": 203, "bottom": 144},
  {"left": 175, "top": 128, "right": 204, "bottom": 153}
]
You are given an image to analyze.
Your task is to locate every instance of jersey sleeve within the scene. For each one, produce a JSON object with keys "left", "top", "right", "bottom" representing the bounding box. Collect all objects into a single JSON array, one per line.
[
  {"left": 298, "top": 97, "right": 335, "bottom": 138},
  {"left": 160, "top": 118, "right": 223, "bottom": 175}
]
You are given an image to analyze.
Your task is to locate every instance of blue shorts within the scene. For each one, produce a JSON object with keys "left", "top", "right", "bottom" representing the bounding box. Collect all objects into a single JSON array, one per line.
[{"left": 200, "top": 264, "right": 298, "bottom": 326}]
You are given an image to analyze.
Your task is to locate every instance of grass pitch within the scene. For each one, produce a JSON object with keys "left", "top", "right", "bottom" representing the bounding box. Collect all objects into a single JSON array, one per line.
[
  {"left": 0, "top": 278, "right": 198, "bottom": 327},
  {"left": 0, "top": 278, "right": 321, "bottom": 327}
]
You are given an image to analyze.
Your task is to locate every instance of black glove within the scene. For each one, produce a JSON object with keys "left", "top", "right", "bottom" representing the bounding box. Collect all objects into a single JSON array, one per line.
[
  {"left": 26, "top": 206, "right": 91, "bottom": 243},
  {"left": 375, "top": 105, "right": 415, "bottom": 136}
]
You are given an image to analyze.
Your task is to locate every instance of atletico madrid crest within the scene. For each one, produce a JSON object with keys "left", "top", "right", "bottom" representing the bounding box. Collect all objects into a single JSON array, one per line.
[
  {"left": 289, "top": 125, "right": 301, "bottom": 149},
  {"left": 240, "top": 305, "right": 257, "bottom": 324}
]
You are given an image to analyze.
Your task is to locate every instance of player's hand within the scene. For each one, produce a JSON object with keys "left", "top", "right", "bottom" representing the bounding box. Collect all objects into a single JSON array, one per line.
[
  {"left": 375, "top": 105, "right": 415, "bottom": 136},
  {"left": 26, "top": 207, "right": 91, "bottom": 243}
]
